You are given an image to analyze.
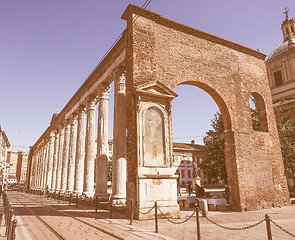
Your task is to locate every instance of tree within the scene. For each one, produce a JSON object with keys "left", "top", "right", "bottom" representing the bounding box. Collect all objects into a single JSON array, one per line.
[
  {"left": 274, "top": 100, "right": 295, "bottom": 179},
  {"left": 200, "top": 99, "right": 295, "bottom": 183},
  {"left": 200, "top": 112, "right": 226, "bottom": 182}
]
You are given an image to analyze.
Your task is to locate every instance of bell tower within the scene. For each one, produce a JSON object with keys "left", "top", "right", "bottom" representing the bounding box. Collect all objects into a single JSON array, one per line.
[{"left": 282, "top": 7, "right": 295, "bottom": 42}]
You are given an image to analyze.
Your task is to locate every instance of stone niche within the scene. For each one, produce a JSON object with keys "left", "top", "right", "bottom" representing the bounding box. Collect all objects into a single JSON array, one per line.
[{"left": 134, "top": 80, "right": 180, "bottom": 219}]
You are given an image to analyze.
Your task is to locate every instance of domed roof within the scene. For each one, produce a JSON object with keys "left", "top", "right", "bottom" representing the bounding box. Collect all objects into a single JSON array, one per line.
[{"left": 267, "top": 37, "right": 295, "bottom": 60}]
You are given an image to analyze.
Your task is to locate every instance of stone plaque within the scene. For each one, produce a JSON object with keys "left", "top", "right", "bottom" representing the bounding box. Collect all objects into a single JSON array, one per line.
[{"left": 143, "top": 107, "right": 165, "bottom": 166}]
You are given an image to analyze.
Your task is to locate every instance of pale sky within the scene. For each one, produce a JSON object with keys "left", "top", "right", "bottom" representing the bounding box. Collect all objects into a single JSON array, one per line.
[{"left": 0, "top": 0, "right": 293, "bottom": 152}]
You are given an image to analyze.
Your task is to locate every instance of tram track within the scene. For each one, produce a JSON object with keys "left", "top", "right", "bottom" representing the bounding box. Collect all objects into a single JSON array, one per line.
[{"left": 8, "top": 192, "right": 128, "bottom": 240}]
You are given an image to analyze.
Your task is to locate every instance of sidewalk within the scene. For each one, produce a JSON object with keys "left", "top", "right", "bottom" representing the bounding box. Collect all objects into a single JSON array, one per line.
[{"left": 5, "top": 191, "right": 295, "bottom": 240}]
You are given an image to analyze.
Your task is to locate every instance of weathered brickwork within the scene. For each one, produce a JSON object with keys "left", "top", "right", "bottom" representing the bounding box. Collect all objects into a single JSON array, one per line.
[{"left": 123, "top": 4, "right": 290, "bottom": 211}]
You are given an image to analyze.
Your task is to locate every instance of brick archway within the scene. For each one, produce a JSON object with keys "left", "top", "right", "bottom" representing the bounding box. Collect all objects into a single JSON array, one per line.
[
  {"left": 173, "top": 79, "right": 241, "bottom": 209},
  {"left": 123, "top": 4, "right": 290, "bottom": 216}
]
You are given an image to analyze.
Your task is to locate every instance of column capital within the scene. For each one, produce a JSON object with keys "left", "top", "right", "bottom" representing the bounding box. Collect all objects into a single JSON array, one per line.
[
  {"left": 112, "top": 66, "right": 126, "bottom": 79},
  {"left": 77, "top": 105, "right": 87, "bottom": 116},
  {"left": 99, "top": 85, "right": 111, "bottom": 100},
  {"left": 87, "top": 95, "right": 99, "bottom": 110},
  {"left": 115, "top": 72, "right": 126, "bottom": 94},
  {"left": 50, "top": 130, "right": 56, "bottom": 138},
  {"left": 70, "top": 113, "right": 78, "bottom": 125}
]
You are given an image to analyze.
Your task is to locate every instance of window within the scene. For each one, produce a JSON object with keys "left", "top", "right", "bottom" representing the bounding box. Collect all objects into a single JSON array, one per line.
[
  {"left": 291, "top": 26, "right": 294, "bottom": 32},
  {"left": 286, "top": 28, "right": 289, "bottom": 34},
  {"left": 188, "top": 170, "right": 192, "bottom": 178},
  {"left": 249, "top": 93, "right": 269, "bottom": 132},
  {"left": 274, "top": 71, "right": 283, "bottom": 87},
  {"left": 181, "top": 169, "right": 185, "bottom": 178}
]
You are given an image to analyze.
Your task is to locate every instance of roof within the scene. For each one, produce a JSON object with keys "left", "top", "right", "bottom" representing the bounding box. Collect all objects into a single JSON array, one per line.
[
  {"left": 173, "top": 142, "right": 204, "bottom": 151},
  {"left": 267, "top": 38, "right": 295, "bottom": 60}
]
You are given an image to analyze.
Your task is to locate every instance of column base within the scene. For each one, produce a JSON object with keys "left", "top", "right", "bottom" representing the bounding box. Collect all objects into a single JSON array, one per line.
[
  {"left": 128, "top": 175, "right": 180, "bottom": 220},
  {"left": 73, "top": 190, "right": 83, "bottom": 196},
  {"left": 112, "top": 194, "right": 126, "bottom": 206},
  {"left": 95, "top": 193, "right": 109, "bottom": 202},
  {"left": 59, "top": 189, "right": 66, "bottom": 194},
  {"left": 83, "top": 191, "right": 95, "bottom": 198}
]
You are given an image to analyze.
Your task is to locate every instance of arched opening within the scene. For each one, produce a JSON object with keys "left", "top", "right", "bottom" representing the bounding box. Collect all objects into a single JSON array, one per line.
[
  {"left": 171, "top": 80, "right": 234, "bottom": 204},
  {"left": 249, "top": 92, "right": 268, "bottom": 132}
]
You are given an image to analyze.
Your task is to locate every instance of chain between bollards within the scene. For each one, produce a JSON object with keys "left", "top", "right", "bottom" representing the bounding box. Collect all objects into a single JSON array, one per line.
[
  {"left": 155, "top": 202, "right": 158, "bottom": 233},
  {"left": 265, "top": 214, "right": 272, "bottom": 240}
]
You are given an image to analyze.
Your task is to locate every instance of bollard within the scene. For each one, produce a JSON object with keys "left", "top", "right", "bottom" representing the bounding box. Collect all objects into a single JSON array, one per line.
[
  {"left": 130, "top": 199, "right": 133, "bottom": 225},
  {"left": 155, "top": 202, "right": 158, "bottom": 233},
  {"left": 95, "top": 196, "right": 98, "bottom": 214},
  {"left": 199, "top": 199, "right": 208, "bottom": 218},
  {"left": 109, "top": 198, "right": 113, "bottom": 219},
  {"left": 69, "top": 194, "right": 72, "bottom": 206},
  {"left": 196, "top": 205, "right": 201, "bottom": 240},
  {"left": 6, "top": 209, "right": 13, "bottom": 239},
  {"left": 11, "top": 219, "right": 17, "bottom": 240},
  {"left": 84, "top": 196, "right": 87, "bottom": 211},
  {"left": 265, "top": 214, "right": 272, "bottom": 240}
]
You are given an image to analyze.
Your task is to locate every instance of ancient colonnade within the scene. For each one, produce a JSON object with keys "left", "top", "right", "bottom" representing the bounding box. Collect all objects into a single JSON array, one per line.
[
  {"left": 29, "top": 71, "right": 127, "bottom": 202},
  {"left": 27, "top": 4, "right": 290, "bottom": 218}
]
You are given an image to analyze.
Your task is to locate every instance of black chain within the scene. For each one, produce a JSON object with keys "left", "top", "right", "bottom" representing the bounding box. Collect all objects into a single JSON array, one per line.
[
  {"left": 131, "top": 201, "right": 155, "bottom": 215},
  {"left": 157, "top": 206, "right": 196, "bottom": 224},
  {"left": 270, "top": 219, "right": 295, "bottom": 238},
  {"left": 204, "top": 216, "right": 265, "bottom": 231}
]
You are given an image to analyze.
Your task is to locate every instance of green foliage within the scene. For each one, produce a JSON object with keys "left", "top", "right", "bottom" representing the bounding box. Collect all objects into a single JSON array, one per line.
[
  {"left": 200, "top": 112, "right": 227, "bottom": 182},
  {"left": 274, "top": 100, "right": 295, "bottom": 178},
  {"left": 200, "top": 99, "right": 295, "bottom": 183}
]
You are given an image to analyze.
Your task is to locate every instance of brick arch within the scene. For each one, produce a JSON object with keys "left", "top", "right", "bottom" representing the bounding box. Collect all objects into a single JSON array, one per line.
[
  {"left": 171, "top": 78, "right": 241, "bottom": 209},
  {"left": 172, "top": 77, "right": 232, "bottom": 132}
]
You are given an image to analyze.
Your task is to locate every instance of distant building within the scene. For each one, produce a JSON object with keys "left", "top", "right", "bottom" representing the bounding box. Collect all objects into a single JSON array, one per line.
[
  {"left": 6, "top": 151, "right": 28, "bottom": 183},
  {"left": 0, "top": 126, "right": 10, "bottom": 167},
  {"left": 172, "top": 140, "right": 224, "bottom": 187}
]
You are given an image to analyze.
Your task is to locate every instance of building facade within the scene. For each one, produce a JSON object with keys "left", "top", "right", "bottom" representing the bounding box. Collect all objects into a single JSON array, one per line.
[
  {"left": 6, "top": 151, "right": 28, "bottom": 183},
  {"left": 0, "top": 127, "right": 10, "bottom": 167},
  {"left": 266, "top": 9, "right": 295, "bottom": 103},
  {"left": 266, "top": 9, "right": 295, "bottom": 193},
  {"left": 0, "top": 127, "right": 10, "bottom": 184}
]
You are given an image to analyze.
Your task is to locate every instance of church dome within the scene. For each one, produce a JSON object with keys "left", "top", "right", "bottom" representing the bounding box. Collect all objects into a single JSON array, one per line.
[{"left": 267, "top": 37, "right": 295, "bottom": 60}]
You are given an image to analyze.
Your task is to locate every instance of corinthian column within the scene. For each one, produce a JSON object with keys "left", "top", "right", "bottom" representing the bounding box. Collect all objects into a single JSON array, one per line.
[
  {"left": 66, "top": 114, "right": 78, "bottom": 193},
  {"left": 55, "top": 125, "right": 65, "bottom": 191},
  {"left": 112, "top": 72, "right": 127, "bottom": 203},
  {"left": 95, "top": 85, "right": 111, "bottom": 199},
  {"left": 83, "top": 96, "right": 98, "bottom": 197},
  {"left": 51, "top": 130, "right": 59, "bottom": 191},
  {"left": 46, "top": 131, "right": 55, "bottom": 190},
  {"left": 41, "top": 142, "right": 49, "bottom": 190},
  {"left": 60, "top": 120, "right": 71, "bottom": 193},
  {"left": 73, "top": 105, "right": 86, "bottom": 195}
]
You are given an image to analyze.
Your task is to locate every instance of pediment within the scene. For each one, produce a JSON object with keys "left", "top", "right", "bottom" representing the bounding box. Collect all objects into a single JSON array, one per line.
[{"left": 135, "top": 80, "right": 178, "bottom": 99}]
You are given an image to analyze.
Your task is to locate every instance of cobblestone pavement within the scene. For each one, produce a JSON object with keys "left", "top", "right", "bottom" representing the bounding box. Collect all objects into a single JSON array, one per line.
[{"left": 5, "top": 191, "right": 295, "bottom": 240}]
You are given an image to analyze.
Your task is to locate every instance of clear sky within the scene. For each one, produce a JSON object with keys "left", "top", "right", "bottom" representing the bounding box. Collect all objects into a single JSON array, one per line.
[{"left": 0, "top": 0, "right": 293, "bottom": 153}]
